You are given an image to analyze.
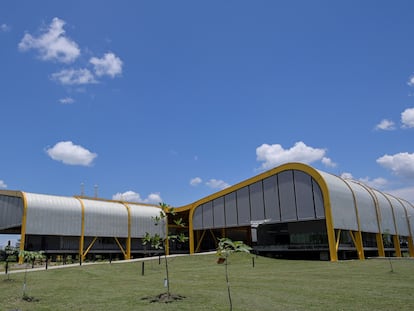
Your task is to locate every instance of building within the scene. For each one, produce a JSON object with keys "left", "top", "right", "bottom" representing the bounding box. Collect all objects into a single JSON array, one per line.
[
  {"left": 174, "top": 162, "right": 414, "bottom": 261},
  {"left": 0, "top": 191, "right": 165, "bottom": 262},
  {"left": 1, "top": 162, "right": 413, "bottom": 262}
]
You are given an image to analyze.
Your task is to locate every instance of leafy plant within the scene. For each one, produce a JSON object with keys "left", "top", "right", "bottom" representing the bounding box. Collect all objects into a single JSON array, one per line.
[
  {"left": 18, "top": 250, "right": 45, "bottom": 300},
  {"left": 142, "top": 202, "right": 188, "bottom": 302},
  {"left": 216, "top": 238, "right": 252, "bottom": 311}
]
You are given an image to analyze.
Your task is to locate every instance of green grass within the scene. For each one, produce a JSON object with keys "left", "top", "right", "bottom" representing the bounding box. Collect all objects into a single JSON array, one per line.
[{"left": 1, "top": 254, "right": 414, "bottom": 310}]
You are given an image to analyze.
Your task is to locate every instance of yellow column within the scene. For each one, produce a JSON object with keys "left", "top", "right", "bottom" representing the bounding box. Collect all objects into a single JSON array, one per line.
[
  {"left": 188, "top": 207, "right": 195, "bottom": 254},
  {"left": 376, "top": 233, "right": 385, "bottom": 257},
  {"left": 393, "top": 235, "right": 402, "bottom": 257},
  {"left": 19, "top": 192, "right": 28, "bottom": 264},
  {"left": 75, "top": 197, "right": 86, "bottom": 261},
  {"left": 122, "top": 203, "right": 131, "bottom": 260}
]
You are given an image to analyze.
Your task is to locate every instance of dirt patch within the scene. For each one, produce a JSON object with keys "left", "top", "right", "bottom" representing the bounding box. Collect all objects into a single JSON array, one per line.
[
  {"left": 22, "top": 295, "right": 39, "bottom": 302},
  {"left": 142, "top": 292, "right": 186, "bottom": 303}
]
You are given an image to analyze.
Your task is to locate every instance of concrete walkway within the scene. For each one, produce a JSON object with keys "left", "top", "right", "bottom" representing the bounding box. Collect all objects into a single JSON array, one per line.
[{"left": 0, "top": 252, "right": 215, "bottom": 275}]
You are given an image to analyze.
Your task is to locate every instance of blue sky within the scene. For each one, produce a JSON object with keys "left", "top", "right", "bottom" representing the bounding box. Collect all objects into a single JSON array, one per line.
[{"left": 1, "top": 1, "right": 414, "bottom": 246}]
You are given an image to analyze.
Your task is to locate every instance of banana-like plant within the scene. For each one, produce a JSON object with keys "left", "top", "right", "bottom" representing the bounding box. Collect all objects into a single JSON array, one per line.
[{"left": 216, "top": 238, "right": 252, "bottom": 311}]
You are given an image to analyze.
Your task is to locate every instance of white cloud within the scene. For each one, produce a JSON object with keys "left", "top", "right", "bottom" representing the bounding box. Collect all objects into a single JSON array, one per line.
[
  {"left": 145, "top": 193, "right": 163, "bottom": 204},
  {"left": 0, "top": 180, "right": 7, "bottom": 189},
  {"left": 256, "top": 141, "right": 329, "bottom": 170},
  {"left": 358, "top": 177, "right": 388, "bottom": 189},
  {"left": 190, "top": 177, "right": 202, "bottom": 186},
  {"left": 18, "top": 17, "right": 80, "bottom": 63},
  {"left": 375, "top": 119, "right": 395, "bottom": 131},
  {"left": 90, "top": 52, "right": 123, "bottom": 78},
  {"left": 377, "top": 152, "right": 414, "bottom": 178},
  {"left": 46, "top": 141, "right": 97, "bottom": 166},
  {"left": 340, "top": 172, "right": 353, "bottom": 179},
  {"left": 401, "top": 108, "right": 414, "bottom": 128},
  {"left": 340, "top": 172, "right": 387, "bottom": 189},
  {"left": 59, "top": 97, "right": 75, "bottom": 104},
  {"left": 1, "top": 24, "right": 10, "bottom": 32},
  {"left": 387, "top": 186, "right": 414, "bottom": 203},
  {"left": 408, "top": 75, "right": 414, "bottom": 87},
  {"left": 51, "top": 68, "right": 97, "bottom": 85},
  {"left": 321, "top": 157, "right": 337, "bottom": 167},
  {"left": 112, "top": 191, "right": 162, "bottom": 204},
  {"left": 206, "top": 179, "right": 230, "bottom": 190}
]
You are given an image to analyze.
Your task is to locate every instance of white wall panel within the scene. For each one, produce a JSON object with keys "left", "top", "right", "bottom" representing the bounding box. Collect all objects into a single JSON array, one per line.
[
  {"left": 128, "top": 204, "right": 165, "bottom": 238},
  {"left": 25, "top": 193, "right": 82, "bottom": 236},
  {"left": 386, "top": 195, "right": 410, "bottom": 236},
  {"left": 83, "top": 199, "right": 128, "bottom": 237},
  {"left": 348, "top": 182, "right": 379, "bottom": 233},
  {"left": 319, "top": 172, "right": 358, "bottom": 231},
  {"left": 373, "top": 190, "right": 396, "bottom": 235}
]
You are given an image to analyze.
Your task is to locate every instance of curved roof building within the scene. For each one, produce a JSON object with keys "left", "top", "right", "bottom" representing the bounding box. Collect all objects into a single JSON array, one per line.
[
  {"left": 175, "top": 162, "right": 414, "bottom": 261},
  {"left": 0, "top": 191, "right": 165, "bottom": 262},
  {"left": 1, "top": 162, "right": 413, "bottom": 262}
]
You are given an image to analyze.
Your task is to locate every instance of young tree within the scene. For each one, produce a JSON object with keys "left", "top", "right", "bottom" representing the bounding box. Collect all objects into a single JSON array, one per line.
[
  {"left": 142, "top": 202, "right": 187, "bottom": 301},
  {"left": 216, "top": 238, "right": 252, "bottom": 311},
  {"left": 19, "top": 250, "right": 45, "bottom": 300}
]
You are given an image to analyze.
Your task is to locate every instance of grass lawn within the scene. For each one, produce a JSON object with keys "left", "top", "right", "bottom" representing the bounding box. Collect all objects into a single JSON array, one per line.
[{"left": 1, "top": 254, "right": 413, "bottom": 310}]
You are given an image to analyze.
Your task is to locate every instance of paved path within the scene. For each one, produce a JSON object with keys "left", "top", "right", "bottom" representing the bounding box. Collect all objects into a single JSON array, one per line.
[{"left": 0, "top": 252, "right": 215, "bottom": 275}]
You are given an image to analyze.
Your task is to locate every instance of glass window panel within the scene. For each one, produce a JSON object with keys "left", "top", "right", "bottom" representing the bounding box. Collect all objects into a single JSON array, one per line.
[
  {"left": 193, "top": 205, "right": 203, "bottom": 230},
  {"left": 213, "top": 197, "right": 225, "bottom": 227},
  {"left": 250, "top": 181, "right": 265, "bottom": 221},
  {"left": 312, "top": 180, "right": 325, "bottom": 218},
  {"left": 278, "top": 170, "right": 297, "bottom": 221},
  {"left": 237, "top": 187, "right": 251, "bottom": 225},
  {"left": 225, "top": 192, "right": 238, "bottom": 227},
  {"left": 263, "top": 176, "right": 280, "bottom": 221},
  {"left": 294, "top": 171, "right": 316, "bottom": 220},
  {"left": 203, "top": 201, "right": 214, "bottom": 229}
]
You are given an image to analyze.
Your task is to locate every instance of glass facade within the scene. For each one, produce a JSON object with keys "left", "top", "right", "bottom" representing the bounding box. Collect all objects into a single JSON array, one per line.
[{"left": 192, "top": 169, "right": 325, "bottom": 230}]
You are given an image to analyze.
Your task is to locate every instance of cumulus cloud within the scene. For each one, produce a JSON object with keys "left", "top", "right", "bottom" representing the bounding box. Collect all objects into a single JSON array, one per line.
[
  {"left": 46, "top": 141, "right": 97, "bottom": 166},
  {"left": 256, "top": 141, "right": 332, "bottom": 170},
  {"left": 387, "top": 186, "right": 414, "bottom": 203},
  {"left": 358, "top": 177, "right": 388, "bottom": 189},
  {"left": 340, "top": 172, "right": 388, "bottom": 189},
  {"left": 375, "top": 119, "right": 395, "bottom": 131},
  {"left": 321, "top": 157, "right": 337, "bottom": 167},
  {"left": 408, "top": 75, "right": 414, "bottom": 87},
  {"left": 18, "top": 17, "right": 80, "bottom": 63},
  {"left": 112, "top": 191, "right": 162, "bottom": 204},
  {"left": 190, "top": 177, "right": 202, "bottom": 186},
  {"left": 340, "top": 172, "right": 353, "bottom": 179},
  {"left": 1, "top": 24, "right": 10, "bottom": 32},
  {"left": 377, "top": 152, "right": 414, "bottom": 178},
  {"left": 401, "top": 108, "right": 414, "bottom": 128},
  {"left": 0, "top": 180, "right": 7, "bottom": 189},
  {"left": 90, "top": 52, "right": 123, "bottom": 78},
  {"left": 51, "top": 68, "right": 97, "bottom": 85},
  {"left": 206, "top": 179, "right": 230, "bottom": 190},
  {"left": 59, "top": 97, "right": 75, "bottom": 104}
]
